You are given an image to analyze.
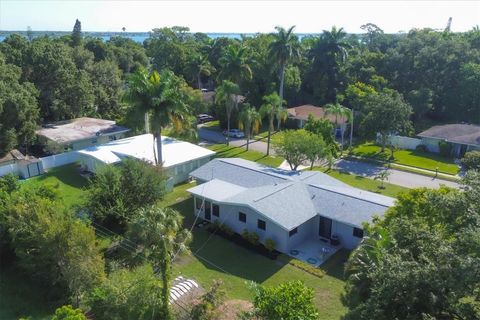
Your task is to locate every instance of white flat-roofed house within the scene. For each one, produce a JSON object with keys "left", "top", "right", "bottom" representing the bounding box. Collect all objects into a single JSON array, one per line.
[
  {"left": 76, "top": 133, "right": 215, "bottom": 189},
  {"left": 36, "top": 117, "right": 130, "bottom": 153}
]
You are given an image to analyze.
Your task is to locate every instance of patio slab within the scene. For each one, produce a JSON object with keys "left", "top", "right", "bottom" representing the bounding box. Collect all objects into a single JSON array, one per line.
[{"left": 288, "top": 239, "right": 340, "bottom": 267}]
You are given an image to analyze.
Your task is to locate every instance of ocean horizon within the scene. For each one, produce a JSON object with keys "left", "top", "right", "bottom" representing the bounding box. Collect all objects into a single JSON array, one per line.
[{"left": 0, "top": 30, "right": 322, "bottom": 43}]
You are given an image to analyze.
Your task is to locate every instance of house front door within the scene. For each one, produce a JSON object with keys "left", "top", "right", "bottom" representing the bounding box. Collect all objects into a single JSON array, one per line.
[{"left": 319, "top": 216, "right": 332, "bottom": 239}]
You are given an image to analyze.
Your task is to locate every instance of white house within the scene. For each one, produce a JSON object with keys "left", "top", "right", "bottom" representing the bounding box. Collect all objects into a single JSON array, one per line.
[
  {"left": 36, "top": 117, "right": 130, "bottom": 153},
  {"left": 76, "top": 133, "right": 215, "bottom": 189},
  {"left": 188, "top": 158, "right": 395, "bottom": 259}
]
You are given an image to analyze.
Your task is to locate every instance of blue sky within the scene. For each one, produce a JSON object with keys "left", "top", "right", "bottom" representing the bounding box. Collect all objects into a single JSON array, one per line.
[{"left": 1, "top": 1, "right": 479, "bottom": 33}]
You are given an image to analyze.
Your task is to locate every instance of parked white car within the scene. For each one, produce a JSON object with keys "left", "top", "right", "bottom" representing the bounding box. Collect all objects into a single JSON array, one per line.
[{"left": 223, "top": 129, "right": 245, "bottom": 138}]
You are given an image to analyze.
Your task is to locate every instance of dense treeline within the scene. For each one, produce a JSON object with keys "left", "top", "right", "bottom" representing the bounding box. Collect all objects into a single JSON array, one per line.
[{"left": 1, "top": 22, "right": 479, "bottom": 156}]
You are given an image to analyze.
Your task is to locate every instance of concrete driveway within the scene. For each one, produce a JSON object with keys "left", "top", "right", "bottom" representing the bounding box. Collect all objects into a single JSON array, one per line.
[{"left": 335, "top": 159, "right": 459, "bottom": 189}]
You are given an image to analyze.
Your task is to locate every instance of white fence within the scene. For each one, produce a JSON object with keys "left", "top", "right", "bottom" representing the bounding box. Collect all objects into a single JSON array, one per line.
[
  {"left": 377, "top": 134, "right": 422, "bottom": 150},
  {"left": 0, "top": 163, "right": 18, "bottom": 177},
  {"left": 40, "top": 151, "right": 79, "bottom": 170}
]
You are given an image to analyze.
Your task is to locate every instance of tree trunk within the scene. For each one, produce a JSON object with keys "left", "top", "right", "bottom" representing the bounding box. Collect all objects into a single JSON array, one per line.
[
  {"left": 349, "top": 109, "right": 354, "bottom": 148},
  {"left": 246, "top": 124, "right": 250, "bottom": 151},
  {"left": 310, "top": 160, "right": 315, "bottom": 170},
  {"left": 197, "top": 72, "right": 202, "bottom": 90},
  {"left": 160, "top": 243, "right": 173, "bottom": 320},
  {"left": 277, "top": 63, "right": 286, "bottom": 132},
  {"left": 144, "top": 112, "right": 150, "bottom": 134},
  {"left": 381, "top": 134, "right": 386, "bottom": 152},
  {"left": 266, "top": 117, "right": 273, "bottom": 156},
  {"left": 155, "top": 127, "right": 163, "bottom": 165},
  {"left": 226, "top": 108, "right": 231, "bottom": 146}
]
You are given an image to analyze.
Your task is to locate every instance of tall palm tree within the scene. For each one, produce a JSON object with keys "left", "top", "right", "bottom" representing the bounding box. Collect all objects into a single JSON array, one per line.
[
  {"left": 124, "top": 68, "right": 190, "bottom": 165},
  {"left": 269, "top": 26, "right": 300, "bottom": 111},
  {"left": 260, "top": 92, "right": 283, "bottom": 155},
  {"left": 275, "top": 107, "right": 289, "bottom": 131},
  {"left": 127, "top": 206, "right": 192, "bottom": 320},
  {"left": 310, "top": 26, "right": 351, "bottom": 103},
  {"left": 187, "top": 53, "right": 215, "bottom": 89},
  {"left": 238, "top": 104, "right": 262, "bottom": 151},
  {"left": 218, "top": 44, "right": 253, "bottom": 85},
  {"left": 325, "top": 103, "right": 352, "bottom": 147},
  {"left": 215, "top": 80, "right": 240, "bottom": 146}
]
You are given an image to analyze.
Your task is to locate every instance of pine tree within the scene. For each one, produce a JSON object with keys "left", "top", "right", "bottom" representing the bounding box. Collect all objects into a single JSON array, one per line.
[{"left": 71, "top": 19, "right": 82, "bottom": 46}]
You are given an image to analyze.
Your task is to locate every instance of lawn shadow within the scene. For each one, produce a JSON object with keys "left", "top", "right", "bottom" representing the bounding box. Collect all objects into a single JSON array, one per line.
[
  {"left": 171, "top": 198, "right": 288, "bottom": 283},
  {"left": 29, "top": 164, "right": 89, "bottom": 190},
  {"left": 319, "top": 249, "right": 350, "bottom": 281}
]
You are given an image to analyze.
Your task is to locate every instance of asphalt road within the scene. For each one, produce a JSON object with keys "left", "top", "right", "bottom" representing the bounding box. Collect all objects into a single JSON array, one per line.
[{"left": 198, "top": 127, "right": 459, "bottom": 189}]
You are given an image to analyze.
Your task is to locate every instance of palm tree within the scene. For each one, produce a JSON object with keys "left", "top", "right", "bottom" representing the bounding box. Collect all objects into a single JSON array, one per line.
[
  {"left": 238, "top": 104, "right": 262, "bottom": 151},
  {"left": 310, "top": 26, "right": 351, "bottom": 103},
  {"left": 124, "top": 68, "right": 190, "bottom": 165},
  {"left": 374, "top": 168, "right": 391, "bottom": 189},
  {"left": 218, "top": 44, "right": 253, "bottom": 85},
  {"left": 127, "top": 206, "right": 192, "bottom": 320},
  {"left": 269, "top": 26, "right": 300, "bottom": 112},
  {"left": 215, "top": 80, "right": 240, "bottom": 146},
  {"left": 188, "top": 53, "right": 215, "bottom": 89},
  {"left": 275, "top": 107, "right": 289, "bottom": 131},
  {"left": 325, "top": 103, "right": 352, "bottom": 148},
  {"left": 259, "top": 92, "right": 283, "bottom": 155}
]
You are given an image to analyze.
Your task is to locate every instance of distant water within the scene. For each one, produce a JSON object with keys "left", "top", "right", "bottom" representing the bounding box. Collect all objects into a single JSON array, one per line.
[
  {"left": 0, "top": 32, "right": 248, "bottom": 43},
  {"left": 0, "top": 31, "right": 316, "bottom": 43}
]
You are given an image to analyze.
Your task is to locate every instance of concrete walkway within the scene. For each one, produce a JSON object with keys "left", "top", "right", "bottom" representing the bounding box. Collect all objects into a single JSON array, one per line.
[{"left": 199, "top": 127, "right": 459, "bottom": 189}]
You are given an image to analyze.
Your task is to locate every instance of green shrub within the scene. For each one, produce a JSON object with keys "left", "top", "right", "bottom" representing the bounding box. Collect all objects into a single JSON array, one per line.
[
  {"left": 438, "top": 140, "right": 452, "bottom": 157},
  {"left": 241, "top": 229, "right": 259, "bottom": 245},
  {"left": 415, "top": 144, "right": 427, "bottom": 152},
  {"left": 220, "top": 223, "right": 234, "bottom": 236},
  {"left": 461, "top": 150, "right": 480, "bottom": 171},
  {"left": 265, "top": 238, "right": 276, "bottom": 252},
  {"left": 288, "top": 259, "right": 325, "bottom": 278}
]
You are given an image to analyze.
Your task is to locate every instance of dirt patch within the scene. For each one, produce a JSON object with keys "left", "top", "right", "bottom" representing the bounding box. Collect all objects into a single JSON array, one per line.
[{"left": 217, "top": 299, "right": 253, "bottom": 320}]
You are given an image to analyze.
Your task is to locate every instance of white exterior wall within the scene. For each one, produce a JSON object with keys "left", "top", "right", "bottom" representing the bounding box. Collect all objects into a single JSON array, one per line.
[
  {"left": 286, "top": 216, "right": 317, "bottom": 250},
  {"left": 420, "top": 137, "right": 441, "bottom": 153},
  {"left": 331, "top": 220, "right": 362, "bottom": 250},
  {"left": 71, "top": 133, "right": 127, "bottom": 151},
  {"left": 193, "top": 198, "right": 290, "bottom": 253}
]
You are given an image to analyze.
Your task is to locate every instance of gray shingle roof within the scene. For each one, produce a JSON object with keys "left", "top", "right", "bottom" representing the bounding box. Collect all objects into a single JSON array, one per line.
[
  {"left": 418, "top": 124, "right": 480, "bottom": 146},
  {"left": 188, "top": 158, "right": 396, "bottom": 230}
]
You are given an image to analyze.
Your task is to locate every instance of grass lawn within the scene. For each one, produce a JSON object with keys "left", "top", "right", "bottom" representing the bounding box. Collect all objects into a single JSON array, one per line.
[
  {"left": 170, "top": 195, "right": 348, "bottom": 320},
  {"left": 21, "top": 164, "right": 89, "bottom": 208},
  {"left": 314, "top": 167, "right": 409, "bottom": 198},
  {"left": 352, "top": 142, "right": 459, "bottom": 175},
  {"left": 207, "top": 144, "right": 284, "bottom": 167}
]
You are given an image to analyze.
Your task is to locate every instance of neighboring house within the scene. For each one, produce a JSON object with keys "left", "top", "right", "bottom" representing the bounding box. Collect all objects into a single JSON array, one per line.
[
  {"left": 201, "top": 91, "right": 246, "bottom": 105},
  {"left": 0, "top": 149, "right": 43, "bottom": 179},
  {"left": 418, "top": 124, "right": 480, "bottom": 157},
  {"left": 76, "top": 133, "right": 215, "bottom": 189},
  {"left": 287, "top": 104, "right": 348, "bottom": 128},
  {"left": 36, "top": 117, "right": 130, "bottom": 154},
  {"left": 187, "top": 158, "right": 394, "bottom": 253}
]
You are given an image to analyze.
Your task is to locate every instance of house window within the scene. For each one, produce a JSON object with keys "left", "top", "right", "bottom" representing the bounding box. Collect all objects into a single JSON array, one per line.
[
  {"left": 195, "top": 198, "right": 202, "bottom": 210},
  {"left": 289, "top": 228, "right": 298, "bottom": 237},
  {"left": 205, "top": 201, "right": 211, "bottom": 215},
  {"left": 239, "top": 212, "right": 246, "bottom": 223},
  {"left": 257, "top": 219, "right": 266, "bottom": 231},
  {"left": 353, "top": 227, "right": 364, "bottom": 238},
  {"left": 212, "top": 204, "right": 219, "bottom": 217}
]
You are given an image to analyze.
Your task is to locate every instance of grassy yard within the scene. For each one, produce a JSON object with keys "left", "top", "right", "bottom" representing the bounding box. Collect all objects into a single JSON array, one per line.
[
  {"left": 352, "top": 142, "right": 459, "bottom": 175},
  {"left": 4, "top": 162, "right": 403, "bottom": 319},
  {"left": 314, "top": 167, "right": 408, "bottom": 198},
  {"left": 207, "top": 144, "right": 284, "bottom": 167},
  {"left": 21, "top": 164, "right": 89, "bottom": 208},
  {"left": 169, "top": 194, "right": 348, "bottom": 320}
]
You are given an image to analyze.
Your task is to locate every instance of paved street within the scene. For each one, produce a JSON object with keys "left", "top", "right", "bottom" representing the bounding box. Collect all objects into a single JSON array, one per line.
[{"left": 198, "top": 127, "right": 459, "bottom": 189}]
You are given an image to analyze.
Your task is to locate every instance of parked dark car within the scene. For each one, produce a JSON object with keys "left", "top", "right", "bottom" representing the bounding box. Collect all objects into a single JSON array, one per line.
[{"left": 197, "top": 114, "right": 214, "bottom": 123}]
